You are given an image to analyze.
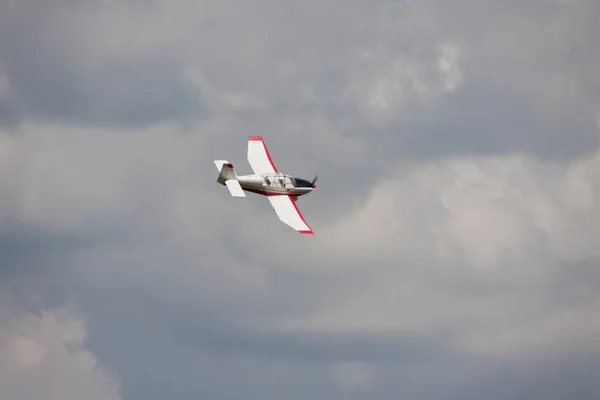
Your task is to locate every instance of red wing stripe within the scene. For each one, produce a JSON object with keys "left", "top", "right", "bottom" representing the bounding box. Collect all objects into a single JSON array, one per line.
[
  {"left": 266, "top": 194, "right": 314, "bottom": 234},
  {"left": 262, "top": 141, "right": 278, "bottom": 172},
  {"left": 248, "top": 136, "right": 278, "bottom": 172},
  {"left": 287, "top": 195, "right": 313, "bottom": 234}
]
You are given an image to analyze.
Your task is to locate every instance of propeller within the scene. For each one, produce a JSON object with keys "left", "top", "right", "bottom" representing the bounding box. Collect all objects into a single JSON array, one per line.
[{"left": 311, "top": 174, "right": 318, "bottom": 188}]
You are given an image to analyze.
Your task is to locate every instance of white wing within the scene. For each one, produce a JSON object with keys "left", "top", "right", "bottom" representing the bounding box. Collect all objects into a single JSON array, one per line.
[
  {"left": 267, "top": 195, "right": 313, "bottom": 234},
  {"left": 247, "top": 136, "right": 278, "bottom": 174}
]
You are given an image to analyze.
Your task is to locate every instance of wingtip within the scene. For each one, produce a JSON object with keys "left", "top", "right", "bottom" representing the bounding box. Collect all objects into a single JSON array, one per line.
[
  {"left": 299, "top": 229, "right": 314, "bottom": 234},
  {"left": 248, "top": 136, "right": 263, "bottom": 141}
]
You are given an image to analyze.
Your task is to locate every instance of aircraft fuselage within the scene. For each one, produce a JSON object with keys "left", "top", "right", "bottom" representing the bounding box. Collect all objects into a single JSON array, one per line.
[{"left": 218, "top": 172, "right": 314, "bottom": 198}]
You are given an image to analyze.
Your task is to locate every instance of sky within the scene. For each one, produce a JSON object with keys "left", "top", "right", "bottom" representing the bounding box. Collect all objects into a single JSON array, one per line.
[{"left": 1, "top": 0, "right": 599, "bottom": 399}]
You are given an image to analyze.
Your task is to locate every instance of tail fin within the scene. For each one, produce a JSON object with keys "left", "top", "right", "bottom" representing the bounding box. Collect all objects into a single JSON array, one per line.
[
  {"left": 216, "top": 162, "right": 237, "bottom": 182},
  {"left": 214, "top": 159, "right": 229, "bottom": 173},
  {"left": 215, "top": 161, "right": 246, "bottom": 197}
]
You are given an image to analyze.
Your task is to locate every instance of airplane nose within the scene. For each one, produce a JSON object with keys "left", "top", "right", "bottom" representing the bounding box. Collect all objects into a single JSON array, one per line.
[{"left": 311, "top": 183, "right": 316, "bottom": 188}]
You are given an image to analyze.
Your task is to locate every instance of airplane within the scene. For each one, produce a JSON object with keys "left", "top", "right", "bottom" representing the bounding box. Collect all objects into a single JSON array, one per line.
[{"left": 214, "top": 136, "right": 317, "bottom": 234}]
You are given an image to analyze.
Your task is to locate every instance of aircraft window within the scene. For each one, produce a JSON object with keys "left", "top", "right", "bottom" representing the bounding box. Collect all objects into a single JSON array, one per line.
[{"left": 294, "top": 177, "right": 313, "bottom": 188}]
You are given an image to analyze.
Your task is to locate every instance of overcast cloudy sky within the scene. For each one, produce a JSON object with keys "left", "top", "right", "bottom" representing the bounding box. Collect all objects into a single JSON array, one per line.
[{"left": 1, "top": 0, "right": 599, "bottom": 399}]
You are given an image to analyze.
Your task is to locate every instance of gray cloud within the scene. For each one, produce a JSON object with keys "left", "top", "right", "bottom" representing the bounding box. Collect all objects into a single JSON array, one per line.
[
  {"left": 2, "top": 0, "right": 597, "bottom": 160},
  {"left": 0, "top": 0, "right": 201, "bottom": 127},
  {"left": 1, "top": 0, "right": 600, "bottom": 399}
]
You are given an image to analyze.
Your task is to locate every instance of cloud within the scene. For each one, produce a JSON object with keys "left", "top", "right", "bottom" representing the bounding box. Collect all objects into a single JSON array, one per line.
[
  {"left": 330, "top": 362, "right": 375, "bottom": 393},
  {"left": 272, "top": 139, "right": 600, "bottom": 357},
  {"left": 0, "top": 305, "right": 121, "bottom": 400},
  {"left": 2, "top": 113, "right": 597, "bottom": 399},
  {"left": 0, "top": 0, "right": 599, "bottom": 399},
  {"left": 2, "top": 0, "right": 594, "bottom": 160}
]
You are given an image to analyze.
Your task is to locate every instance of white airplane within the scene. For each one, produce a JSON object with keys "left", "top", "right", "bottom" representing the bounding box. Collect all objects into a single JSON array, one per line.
[{"left": 214, "top": 136, "right": 317, "bottom": 234}]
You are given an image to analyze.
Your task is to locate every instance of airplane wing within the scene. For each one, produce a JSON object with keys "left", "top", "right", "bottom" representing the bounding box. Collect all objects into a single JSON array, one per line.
[
  {"left": 268, "top": 195, "right": 314, "bottom": 234},
  {"left": 247, "top": 136, "right": 278, "bottom": 174}
]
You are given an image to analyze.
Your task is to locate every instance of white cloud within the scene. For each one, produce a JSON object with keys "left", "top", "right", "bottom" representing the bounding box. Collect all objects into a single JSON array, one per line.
[
  {"left": 271, "top": 126, "right": 600, "bottom": 359},
  {"left": 319, "top": 139, "right": 600, "bottom": 268},
  {"left": 342, "top": 46, "right": 435, "bottom": 122},
  {"left": 438, "top": 44, "right": 462, "bottom": 91},
  {"left": 0, "top": 307, "right": 121, "bottom": 400},
  {"left": 6, "top": 336, "right": 46, "bottom": 369}
]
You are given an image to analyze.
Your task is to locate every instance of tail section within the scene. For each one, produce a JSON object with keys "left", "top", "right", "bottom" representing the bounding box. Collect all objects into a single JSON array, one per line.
[
  {"left": 214, "top": 160, "right": 246, "bottom": 197},
  {"left": 217, "top": 162, "right": 237, "bottom": 182},
  {"left": 214, "top": 159, "right": 229, "bottom": 173}
]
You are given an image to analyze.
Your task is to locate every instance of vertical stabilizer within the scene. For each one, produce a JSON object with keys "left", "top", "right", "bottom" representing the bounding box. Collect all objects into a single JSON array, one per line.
[
  {"left": 217, "top": 162, "right": 237, "bottom": 182},
  {"left": 214, "top": 159, "right": 229, "bottom": 172},
  {"left": 215, "top": 162, "right": 245, "bottom": 197}
]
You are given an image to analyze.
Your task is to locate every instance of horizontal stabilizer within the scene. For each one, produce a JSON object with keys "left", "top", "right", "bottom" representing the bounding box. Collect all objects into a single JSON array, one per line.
[{"left": 225, "top": 179, "right": 246, "bottom": 197}]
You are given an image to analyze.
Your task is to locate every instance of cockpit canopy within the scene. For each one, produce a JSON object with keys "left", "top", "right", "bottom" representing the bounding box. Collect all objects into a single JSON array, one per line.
[{"left": 262, "top": 172, "right": 313, "bottom": 188}]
